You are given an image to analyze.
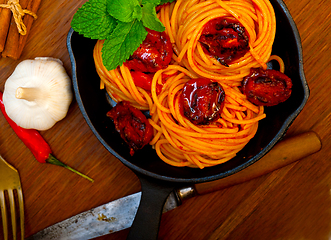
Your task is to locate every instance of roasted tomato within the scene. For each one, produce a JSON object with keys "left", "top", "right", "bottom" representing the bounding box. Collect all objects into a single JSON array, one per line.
[
  {"left": 242, "top": 68, "right": 293, "bottom": 106},
  {"left": 199, "top": 17, "right": 249, "bottom": 66},
  {"left": 130, "top": 71, "right": 162, "bottom": 94},
  {"left": 107, "top": 101, "right": 154, "bottom": 156},
  {"left": 181, "top": 78, "right": 225, "bottom": 125},
  {"left": 125, "top": 28, "right": 173, "bottom": 73},
  {"left": 130, "top": 71, "right": 153, "bottom": 91}
]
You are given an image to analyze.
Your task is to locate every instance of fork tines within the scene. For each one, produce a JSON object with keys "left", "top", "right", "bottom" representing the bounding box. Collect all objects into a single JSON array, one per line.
[
  {"left": 0, "top": 155, "right": 25, "bottom": 240},
  {"left": 1, "top": 187, "right": 25, "bottom": 240}
]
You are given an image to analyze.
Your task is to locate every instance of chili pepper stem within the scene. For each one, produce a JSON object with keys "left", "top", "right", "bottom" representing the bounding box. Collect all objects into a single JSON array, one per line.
[{"left": 46, "top": 154, "right": 94, "bottom": 182}]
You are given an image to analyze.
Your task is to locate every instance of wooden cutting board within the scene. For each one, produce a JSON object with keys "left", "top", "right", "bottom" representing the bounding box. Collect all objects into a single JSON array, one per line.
[{"left": 0, "top": 0, "right": 330, "bottom": 239}]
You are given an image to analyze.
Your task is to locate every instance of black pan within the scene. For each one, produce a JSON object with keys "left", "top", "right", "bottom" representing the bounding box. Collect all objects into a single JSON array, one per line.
[{"left": 67, "top": 0, "right": 309, "bottom": 238}]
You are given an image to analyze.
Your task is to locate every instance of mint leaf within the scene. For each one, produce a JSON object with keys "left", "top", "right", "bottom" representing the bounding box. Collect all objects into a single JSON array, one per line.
[
  {"left": 159, "top": 0, "right": 175, "bottom": 4},
  {"left": 71, "top": 0, "right": 117, "bottom": 40},
  {"left": 133, "top": 5, "right": 143, "bottom": 20},
  {"left": 142, "top": 0, "right": 160, "bottom": 4},
  {"left": 141, "top": 3, "right": 165, "bottom": 32},
  {"left": 102, "top": 20, "right": 148, "bottom": 70},
  {"left": 107, "top": 0, "right": 141, "bottom": 23}
]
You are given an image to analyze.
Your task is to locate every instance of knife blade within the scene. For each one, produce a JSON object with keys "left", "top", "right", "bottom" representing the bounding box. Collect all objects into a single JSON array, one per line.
[
  {"left": 26, "top": 191, "right": 180, "bottom": 240},
  {"left": 27, "top": 131, "right": 321, "bottom": 240},
  {"left": 28, "top": 192, "right": 141, "bottom": 240}
]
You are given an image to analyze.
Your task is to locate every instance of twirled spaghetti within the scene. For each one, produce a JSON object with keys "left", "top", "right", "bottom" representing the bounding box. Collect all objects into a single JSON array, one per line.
[
  {"left": 93, "top": 0, "right": 282, "bottom": 169},
  {"left": 159, "top": 0, "right": 276, "bottom": 86},
  {"left": 148, "top": 65, "right": 265, "bottom": 168}
]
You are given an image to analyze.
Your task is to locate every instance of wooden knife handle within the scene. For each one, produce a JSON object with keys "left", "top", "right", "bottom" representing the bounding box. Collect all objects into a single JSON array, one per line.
[{"left": 193, "top": 131, "right": 322, "bottom": 196}]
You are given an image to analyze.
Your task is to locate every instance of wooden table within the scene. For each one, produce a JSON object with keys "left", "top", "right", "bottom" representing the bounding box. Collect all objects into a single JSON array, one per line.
[{"left": 0, "top": 0, "right": 330, "bottom": 239}]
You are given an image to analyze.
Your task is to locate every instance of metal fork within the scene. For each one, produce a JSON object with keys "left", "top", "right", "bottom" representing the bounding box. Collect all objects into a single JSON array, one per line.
[{"left": 0, "top": 155, "right": 24, "bottom": 240}]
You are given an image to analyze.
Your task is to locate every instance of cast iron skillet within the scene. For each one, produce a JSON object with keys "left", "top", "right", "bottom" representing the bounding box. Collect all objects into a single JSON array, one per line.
[{"left": 67, "top": 0, "right": 309, "bottom": 238}]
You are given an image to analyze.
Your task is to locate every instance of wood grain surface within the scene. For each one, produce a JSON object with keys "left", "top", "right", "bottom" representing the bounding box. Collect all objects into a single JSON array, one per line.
[{"left": 0, "top": 0, "right": 330, "bottom": 239}]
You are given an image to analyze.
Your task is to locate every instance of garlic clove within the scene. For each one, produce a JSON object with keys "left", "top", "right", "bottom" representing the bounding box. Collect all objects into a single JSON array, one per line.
[{"left": 3, "top": 57, "right": 73, "bottom": 131}]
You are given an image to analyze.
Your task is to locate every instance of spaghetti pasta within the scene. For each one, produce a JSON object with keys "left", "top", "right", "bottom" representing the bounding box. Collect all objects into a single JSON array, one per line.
[
  {"left": 93, "top": 0, "right": 281, "bottom": 169},
  {"left": 159, "top": 0, "right": 276, "bottom": 85},
  {"left": 147, "top": 65, "right": 264, "bottom": 168}
]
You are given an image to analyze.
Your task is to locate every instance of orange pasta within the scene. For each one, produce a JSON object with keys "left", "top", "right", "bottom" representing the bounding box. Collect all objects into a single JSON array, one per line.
[
  {"left": 94, "top": 40, "right": 152, "bottom": 110},
  {"left": 93, "top": 0, "right": 282, "bottom": 169},
  {"left": 147, "top": 65, "right": 264, "bottom": 168},
  {"left": 159, "top": 0, "right": 276, "bottom": 86}
]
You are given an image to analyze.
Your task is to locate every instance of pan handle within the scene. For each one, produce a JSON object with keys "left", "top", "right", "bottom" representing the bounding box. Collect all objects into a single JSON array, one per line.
[{"left": 127, "top": 174, "right": 183, "bottom": 240}]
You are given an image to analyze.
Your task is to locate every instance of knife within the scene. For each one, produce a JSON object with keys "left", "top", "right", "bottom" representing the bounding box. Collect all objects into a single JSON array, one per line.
[{"left": 27, "top": 131, "right": 321, "bottom": 240}]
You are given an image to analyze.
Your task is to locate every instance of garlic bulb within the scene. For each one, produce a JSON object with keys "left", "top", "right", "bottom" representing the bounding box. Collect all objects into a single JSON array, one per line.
[{"left": 3, "top": 57, "right": 73, "bottom": 131}]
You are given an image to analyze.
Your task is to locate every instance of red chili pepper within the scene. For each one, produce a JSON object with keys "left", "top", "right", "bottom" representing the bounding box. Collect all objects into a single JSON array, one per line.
[{"left": 0, "top": 92, "right": 93, "bottom": 182}]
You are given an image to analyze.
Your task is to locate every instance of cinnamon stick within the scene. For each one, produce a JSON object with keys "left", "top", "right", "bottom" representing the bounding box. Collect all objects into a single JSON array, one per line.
[
  {"left": 17, "top": 0, "right": 42, "bottom": 58},
  {"left": 0, "top": 0, "right": 12, "bottom": 53},
  {"left": 2, "top": 17, "right": 21, "bottom": 58},
  {"left": 2, "top": 0, "right": 30, "bottom": 59}
]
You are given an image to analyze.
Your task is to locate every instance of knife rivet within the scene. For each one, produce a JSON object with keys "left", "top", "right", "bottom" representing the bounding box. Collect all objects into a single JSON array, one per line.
[{"left": 176, "top": 187, "right": 197, "bottom": 204}]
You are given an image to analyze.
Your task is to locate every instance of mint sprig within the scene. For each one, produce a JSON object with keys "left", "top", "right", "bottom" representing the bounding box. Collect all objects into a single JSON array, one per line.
[
  {"left": 141, "top": 3, "right": 165, "bottom": 32},
  {"left": 71, "top": 0, "right": 117, "bottom": 40},
  {"left": 71, "top": 0, "right": 174, "bottom": 71},
  {"left": 107, "top": 0, "right": 142, "bottom": 23},
  {"left": 159, "top": 0, "right": 175, "bottom": 4},
  {"left": 103, "top": 20, "right": 147, "bottom": 70}
]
